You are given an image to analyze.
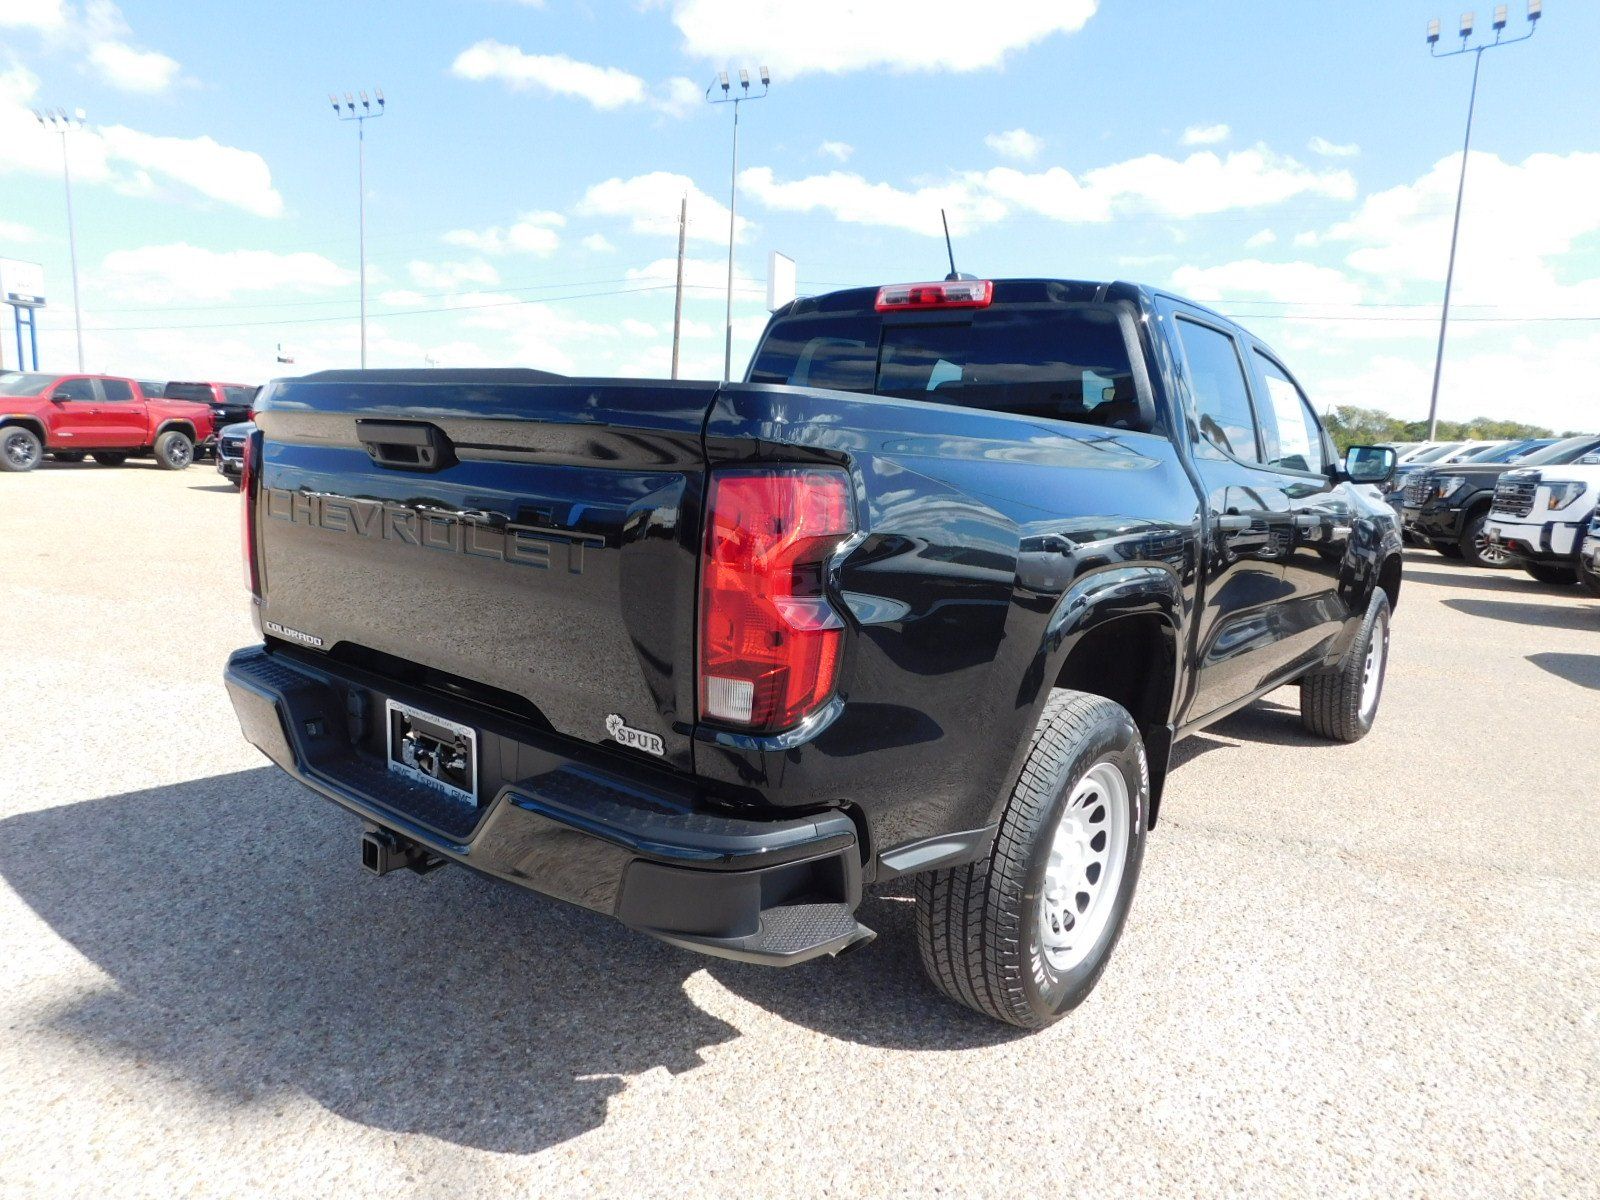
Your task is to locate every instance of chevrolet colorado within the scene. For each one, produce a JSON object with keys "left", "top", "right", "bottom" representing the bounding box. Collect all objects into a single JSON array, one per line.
[
  {"left": 224, "top": 277, "right": 1402, "bottom": 1027},
  {"left": 0, "top": 371, "right": 213, "bottom": 471}
]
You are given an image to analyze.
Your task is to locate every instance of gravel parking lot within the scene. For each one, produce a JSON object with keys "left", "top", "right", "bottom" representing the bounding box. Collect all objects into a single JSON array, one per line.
[{"left": 2, "top": 461, "right": 1596, "bottom": 1200}]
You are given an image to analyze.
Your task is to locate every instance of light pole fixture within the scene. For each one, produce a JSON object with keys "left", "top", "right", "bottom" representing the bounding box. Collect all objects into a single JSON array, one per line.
[
  {"left": 33, "top": 107, "right": 86, "bottom": 371},
  {"left": 1421, "top": 2, "right": 1540, "bottom": 440},
  {"left": 706, "top": 66, "right": 769, "bottom": 382},
  {"left": 330, "top": 87, "right": 386, "bottom": 368}
]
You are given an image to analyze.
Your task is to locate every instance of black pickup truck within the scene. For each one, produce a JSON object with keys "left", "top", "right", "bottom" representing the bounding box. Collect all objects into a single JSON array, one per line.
[{"left": 224, "top": 277, "right": 1401, "bottom": 1028}]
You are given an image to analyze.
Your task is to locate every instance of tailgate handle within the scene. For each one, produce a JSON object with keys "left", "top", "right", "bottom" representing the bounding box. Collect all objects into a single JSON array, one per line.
[{"left": 356, "top": 420, "right": 457, "bottom": 472}]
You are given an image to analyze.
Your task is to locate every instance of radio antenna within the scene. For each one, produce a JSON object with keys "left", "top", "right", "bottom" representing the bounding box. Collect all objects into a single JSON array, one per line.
[{"left": 941, "top": 208, "right": 959, "bottom": 280}]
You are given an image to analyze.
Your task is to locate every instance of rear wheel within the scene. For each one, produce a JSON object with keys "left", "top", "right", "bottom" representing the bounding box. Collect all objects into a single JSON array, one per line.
[
  {"left": 1460, "top": 512, "right": 1512, "bottom": 569},
  {"left": 1524, "top": 562, "right": 1578, "bottom": 586},
  {"left": 1301, "top": 589, "right": 1390, "bottom": 743},
  {"left": 153, "top": 430, "right": 194, "bottom": 471},
  {"left": 915, "top": 689, "right": 1147, "bottom": 1029},
  {"left": 92, "top": 452, "right": 128, "bottom": 466},
  {"left": 0, "top": 426, "right": 43, "bottom": 472},
  {"left": 51, "top": 451, "right": 87, "bottom": 464}
]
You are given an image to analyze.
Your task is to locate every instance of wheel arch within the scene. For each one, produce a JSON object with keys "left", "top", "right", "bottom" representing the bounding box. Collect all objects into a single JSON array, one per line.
[
  {"left": 154, "top": 419, "right": 197, "bottom": 442},
  {"left": 1004, "top": 566, "right": 1185, "bottom": 829},
  {"left": 0, "top": 415, "right": 48, "bottom": 443}
]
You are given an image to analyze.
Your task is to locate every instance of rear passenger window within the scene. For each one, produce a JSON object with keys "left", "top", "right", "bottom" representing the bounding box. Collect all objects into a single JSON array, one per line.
[
  {"left": 1176, "top": 319, "right": 1259, "bottom": 462},
  {"left": 1252, "top": 353, "right": 1327, "bottom": 475},
  {"left": 102, "top": 379, "right": 133, "bottom": 402}
]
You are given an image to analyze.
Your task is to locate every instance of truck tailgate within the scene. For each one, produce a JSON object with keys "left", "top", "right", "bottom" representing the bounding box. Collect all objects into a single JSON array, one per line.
[{"left": 252, "top": 373, "right": 716, "bottom": 772}]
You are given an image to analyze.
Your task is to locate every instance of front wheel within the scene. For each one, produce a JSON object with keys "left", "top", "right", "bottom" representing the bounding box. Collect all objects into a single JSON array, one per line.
[
  {"left": 153, "top": 430, "right": 194, "bottom": 470},
  {"left": 1301, "top": 589, "right": 1390, "bottom": 743},
  {"left": 1460, "top": 512, "right": 1512, "bottom": 569},
  {"left": 1524, "top": 562, "right": 1578, "bottom": 586},
  {"left": 0, "top": 426, "right": 43, "bottom": 472},
  {"left": 915, "top": 690, "right": 1147, "bottom": 1029},
  {"left": 1578, "top": 557, "right": 1600, "bottom": 599},
  {"left": 92, "top": 452, "right": 128, "bottom": 466}
]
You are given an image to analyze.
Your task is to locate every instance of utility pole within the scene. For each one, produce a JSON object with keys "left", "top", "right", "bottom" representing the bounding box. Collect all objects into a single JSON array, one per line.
[
  {"left": 330, "top": 88, "right": 386, "bottom": 368},
  {"left": 707, "top": 67, "right": 769, "bottom": 382},
  {"left": 671, "top": 196, "right": 687, "bottom": 379},
  {"left": 33, "top": 108, "right": 86, "bottom": 370},
  {"left": 1421, "top": 2, "right": 1541, "bottom": 440}
]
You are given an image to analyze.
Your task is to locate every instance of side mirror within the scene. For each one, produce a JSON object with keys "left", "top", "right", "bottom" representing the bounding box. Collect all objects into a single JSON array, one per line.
[
  {"left": 50, "top": 392, "right": 74, "bottom": 403},
  {"left": 1579, "top": 454, "right": 1600, "bottom": 465},
  {"left": 1344, "top": 444, "right": 1397, "bottom": 485}
]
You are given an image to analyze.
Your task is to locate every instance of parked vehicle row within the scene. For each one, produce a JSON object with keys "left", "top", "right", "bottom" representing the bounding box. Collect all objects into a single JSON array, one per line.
[
  {"left": 1484, "top": 445, "right": 1600, "bottom": 586},
  {"left": 0, "top": 372, "right": 256, "bottom": 473}
]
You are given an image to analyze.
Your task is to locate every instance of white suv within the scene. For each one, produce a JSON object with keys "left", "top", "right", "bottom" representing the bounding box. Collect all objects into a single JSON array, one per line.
[{"left": 1485, "top": 449, "right": 1600, "bottom": 585}]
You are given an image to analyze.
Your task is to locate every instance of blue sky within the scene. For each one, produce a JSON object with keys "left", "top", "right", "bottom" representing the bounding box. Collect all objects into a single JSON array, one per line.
[{"left": 2, "top": 0, "right": 1597, "bottom": 428}]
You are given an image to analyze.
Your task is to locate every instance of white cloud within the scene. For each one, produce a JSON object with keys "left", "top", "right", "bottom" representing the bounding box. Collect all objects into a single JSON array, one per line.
[
  {"left": 88, "top": 41, "right": 180, "bottom": 93},
  {"left": 451, "top": 41, "right": 647, "bottom": 110},
  {"left": 0, "top": 66, "right": 283, "bottom": 217},
  {"left": 1181, "top": 123, "right": 1230, "bottom": 147},
  {"left": 1170, "top": 259, "right": 1365, "bottom": 308},
  {"left": 667, "top": 0, "right": 1097, "bottom": 77},
  {"left": 752, "top": 146, "right": 1356, "bottom": 235},
  {"left": 1293, "top": 231, "right": 1321, "bottom": 248},
  {"left": 740, "top": 166, "right": 1007, "bottom": 235},
  {"left": 0, "top": 218, "right": 39, "bottom": 243},
  {"left": 1245, "top": 229, "right": 1277, "bottom": 248},
  {"left": 579, "top": 171, "right": 747, "bottom": 243},
  {"left": 0, "top": 0, "right": 67, "bottom": 29},
  {"left": 621, "top": 318, "right": 659, "bottom": 339},
  {"left": 1308, "top": 136, "right": 1360, "bottom": 159},
  {"left": 626, "top": 255, "right": 758, "bottom": 296},
  {"left": 653, "top": 76, "right": 702, "bottom": 117},
  {"left": 443, "top": 211, "right": 564, "bottom": 256},
  {"left": 817, "top": 140, "right": 853, "bottom": 163},
  {"left": 985, "top": 128, "right": 1043, "bottom": 162},
  {"left": 1329, "top": 150, "right": 1600, "bottom": 313},
  {"left": 407, "top": 259, "right": 501, "bottom": 290},
  {"left": 96, "top": 244, "right": 354, "bottom": 304},
  {"left": 580, "top": 233, "right": 615, "bottom": 253}
]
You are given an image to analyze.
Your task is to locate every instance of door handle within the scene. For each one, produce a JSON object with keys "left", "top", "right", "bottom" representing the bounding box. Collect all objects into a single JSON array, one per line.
[
  {"left": 1292, "top": 513, "right": 1322, "bottom": 528},
  {"left": 1216, "top": 514, "right": 1252, "bottom": 532}
]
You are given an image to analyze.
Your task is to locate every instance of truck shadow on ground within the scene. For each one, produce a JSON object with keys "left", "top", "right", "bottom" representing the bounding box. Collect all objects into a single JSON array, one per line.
[
  {"left": 1401, "top": 563, "right": 1572, "bottom": 597},
  {"left": 1169, "top": 697, "right": 1326, "bottom": 769},
  {"left": 0, "top": 768, "right": 1021, "bottom": 1156},
  {"left": 1442, "top": 596, "right": 1597, "bottom": 633},
  {"left": 1526, "top": 651, "right": 1600, "bottom": 691}
]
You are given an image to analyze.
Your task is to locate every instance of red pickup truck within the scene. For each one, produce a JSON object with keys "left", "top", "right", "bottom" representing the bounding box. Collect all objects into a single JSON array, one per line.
[{"left": 0, "top": 372, "right": 215, "bottom": 472}]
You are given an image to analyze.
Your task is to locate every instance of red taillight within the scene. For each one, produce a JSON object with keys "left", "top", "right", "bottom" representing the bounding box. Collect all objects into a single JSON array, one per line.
[
  {"left": 874, "top": 279, "right": 993, "bottom": 312},
  {"left": 240, "top": 431, "right": 260, "bottom": 596},
  {"left": 699, "top": 469, "right": 854, "bottom": 731}
]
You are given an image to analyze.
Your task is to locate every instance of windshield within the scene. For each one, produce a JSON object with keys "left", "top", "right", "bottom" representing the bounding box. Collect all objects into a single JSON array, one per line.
[
  {"left": 0, "top": 373, "right": 55, "bottom": 397},
  {"left": 1408, "top": 443, "right": 1464, "bottom": 463},
  {"left": 1457, "top": 442, "right": 1510, "bottom": 462},
  {"left": 748, "top": 302, "right": 1146, "bottom": 431},
  {"left": 1517, "top": 434, "right": 1600, "bottom": 467}
]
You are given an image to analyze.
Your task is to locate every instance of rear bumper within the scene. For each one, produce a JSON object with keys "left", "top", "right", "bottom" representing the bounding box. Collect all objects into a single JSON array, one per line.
[{"left": 223, "top": 645, "right": 872, "bottom": 965}]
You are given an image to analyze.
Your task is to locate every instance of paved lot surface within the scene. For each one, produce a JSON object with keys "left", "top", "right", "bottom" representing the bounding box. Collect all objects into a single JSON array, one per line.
[{"left": 1, "top": 460, "right": 1596, "bottom": 1200}]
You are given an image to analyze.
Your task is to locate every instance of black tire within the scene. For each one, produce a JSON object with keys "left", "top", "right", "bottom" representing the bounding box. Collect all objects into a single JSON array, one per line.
[
  {"left": 1459, "top": 511, "right": 1513, "bottom": 570},
  {"left": 92, "top": 452, "right": 128, "bottom": 466},
  {"left": 153, "top": 430, "right": 194, "bottom": 471},
  {"left": 1578, "top": 557, "right": 1600, "bottom": 599},
  {"left": 1524, "top": 562, "right": 1578, "bottom": 586},
  {"left": 1430, "top": 540, "right": 1464, "bottom": 559},
  {"left": 915, "top": 690, "right": 1147, "bottom": 1029},
  {"left": 1300, "top": 589, "right": 1390, "bottom": 743},
  {"left": 1, "top": 425, "right": 44, "bottom": 472},
  {"left": 51, "top": 451, "right": 87, "bottom": 463}
]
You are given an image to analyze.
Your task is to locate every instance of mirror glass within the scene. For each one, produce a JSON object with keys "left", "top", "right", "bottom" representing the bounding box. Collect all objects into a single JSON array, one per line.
[{"left": 1345, "top": 445, "right": 1397, "bottom": 484}]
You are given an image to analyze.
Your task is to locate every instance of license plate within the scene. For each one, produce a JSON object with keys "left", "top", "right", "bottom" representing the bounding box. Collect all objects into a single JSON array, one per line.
[{"left": 385, "top": 699, "right": 478, "bottom": 806}]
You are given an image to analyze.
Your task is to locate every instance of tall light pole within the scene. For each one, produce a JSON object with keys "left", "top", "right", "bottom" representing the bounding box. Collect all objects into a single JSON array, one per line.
[
  {"left": 707, "top": 66, "right": 769, "bottom": 382},
  {"left": 1421, "top": 3, "right": 1540, "bottom": 440},
  {"left": 33, "top": 107, "right": 86, "bottom": 371},
  {"left": 330, "top": 88, "right": 385, "bottom": 368}
]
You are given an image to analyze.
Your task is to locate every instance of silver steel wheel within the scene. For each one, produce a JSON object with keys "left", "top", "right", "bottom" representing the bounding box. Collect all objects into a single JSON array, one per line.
[
  {"left": 1472, "top": 528, "right": 1509, "bottom": 566},
  {"left": 4, "top": 430, "right": 40, "bottom": 470},
  {"left": 166, "top": 438, "right": 192, "bottom": 468},
  {"left": 1359, "top": 605, "right": 1389, "bottom": 721},
  {"left": 1039, "top": 760, "right": 1130, "bottom": 973}
]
